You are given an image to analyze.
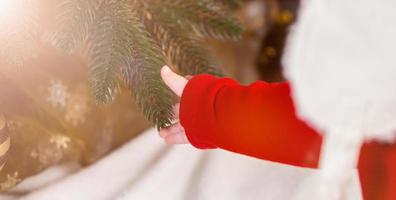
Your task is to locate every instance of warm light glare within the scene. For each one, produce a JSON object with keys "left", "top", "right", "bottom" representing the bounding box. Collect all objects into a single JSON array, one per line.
[{"left": 0, "top": 0, "right": 19, "bottom": 20}]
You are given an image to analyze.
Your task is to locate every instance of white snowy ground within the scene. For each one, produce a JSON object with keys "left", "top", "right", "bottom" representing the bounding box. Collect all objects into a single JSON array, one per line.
[{"left": 0, "top": 128, "right": 362, "bottom": 200}]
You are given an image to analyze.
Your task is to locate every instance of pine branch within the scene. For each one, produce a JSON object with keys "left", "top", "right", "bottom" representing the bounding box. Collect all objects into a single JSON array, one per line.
[
  {"left": 159, "top": 0, "right": 243, "bottom": 40},
  {"left": 87, "top": 0, "right": 136, "bottom": 103},
  {"left": 120, "top": 20, "right": 174, "bottom": 128},
  {"left": 51, "top": 0, "right": 97, "bottom": 53},
  {"left": 122, "top": 53, "right": 174, "bottom": 128},
  {"left": 137, "top": 1, "right": 222, "bottom": 76},
  {"left": 86, "top": 0, "right": 174, "bottom": 128},
  {"left": 145, "top": 15, "right": 222, "bottom": 76}
]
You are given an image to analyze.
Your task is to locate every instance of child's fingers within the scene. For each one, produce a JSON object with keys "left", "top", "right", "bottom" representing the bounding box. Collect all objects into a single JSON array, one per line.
[
  {"left": 173, "top": 103, "right": 180, "bottom": 117},
  {"left": 159, "top": 128, "right": 173, "bottom": 138},
  {"left": 164, "top": 133, "right": 189, "bottom": 144},
  {"left": 159, "top": 122, "right": 184, "bottom": 138},
  {"left": 161, "top": 65, "right": 188, "bottom": 97}
]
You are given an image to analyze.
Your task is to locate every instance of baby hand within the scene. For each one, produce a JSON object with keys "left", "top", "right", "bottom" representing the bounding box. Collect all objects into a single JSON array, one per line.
[{"left": 159, "top": 65, "right": 189, "bottom": 144}]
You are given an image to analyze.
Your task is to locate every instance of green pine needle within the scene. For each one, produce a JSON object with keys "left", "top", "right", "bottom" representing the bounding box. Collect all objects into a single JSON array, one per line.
[
  {"left": 146, "top": 19, "right": 222, "bottom": 77},
  {"left": 51, "top": 0, "right": 97, "bottom": 53},
  {"left": 87, "top": 0, "right": 135, "bottom": 104},
  {"left": 159, "top": 0, "right": 243, "bottom": 40},
  {"left": 120, "top": 25, "right": 174, "bottom": 128}
]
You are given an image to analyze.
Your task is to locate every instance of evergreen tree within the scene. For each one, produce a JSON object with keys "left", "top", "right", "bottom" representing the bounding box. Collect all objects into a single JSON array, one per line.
[{"left": 0, "top": 0, "right": 242, "bottom": 128}]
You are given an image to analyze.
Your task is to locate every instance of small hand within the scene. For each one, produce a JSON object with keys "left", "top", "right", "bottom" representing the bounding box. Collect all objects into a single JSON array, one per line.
[{"left": 159, "top": 65, "right": 189, "bottom": 144}]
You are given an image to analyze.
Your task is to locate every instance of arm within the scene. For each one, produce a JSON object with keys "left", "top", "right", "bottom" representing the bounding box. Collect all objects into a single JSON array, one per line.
[
  {"left": 180, "top": 74, "right": 322, "bottom": 168},
  {"left": 160, "top": 66, "right": 322, "bottom": 168},
  {"left": 160, "top": 66, "right": 396, "bottom": 199}
]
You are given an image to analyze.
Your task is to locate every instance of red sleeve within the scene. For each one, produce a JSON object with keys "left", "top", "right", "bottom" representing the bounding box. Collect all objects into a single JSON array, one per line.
[
  {"left": 178, "top": 74, "right": 396, "bottom": 199},
  {"left": 179, "top": 74, "right": 322, "bottom": 168}
]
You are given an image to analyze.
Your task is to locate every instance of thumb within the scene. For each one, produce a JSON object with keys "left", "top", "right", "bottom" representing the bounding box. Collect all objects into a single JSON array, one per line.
[{"left": 161, "top": 65, "right": 188, "bottom": 97}]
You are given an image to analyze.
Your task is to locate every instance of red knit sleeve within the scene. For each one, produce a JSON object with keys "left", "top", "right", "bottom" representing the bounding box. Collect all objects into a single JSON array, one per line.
[{"left": 179, "top": 74, "right": 322, "bottom": 168}]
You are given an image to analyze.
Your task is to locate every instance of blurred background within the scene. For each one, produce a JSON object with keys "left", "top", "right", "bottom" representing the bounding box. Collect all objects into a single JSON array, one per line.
[{"left": 211, "top": 0, "right": 298, "bottom": 84}]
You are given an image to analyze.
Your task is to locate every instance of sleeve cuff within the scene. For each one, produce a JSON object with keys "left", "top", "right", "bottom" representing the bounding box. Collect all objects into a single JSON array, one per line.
[{"left": 179, "top": 74, "right": 236, "bottom": 149}]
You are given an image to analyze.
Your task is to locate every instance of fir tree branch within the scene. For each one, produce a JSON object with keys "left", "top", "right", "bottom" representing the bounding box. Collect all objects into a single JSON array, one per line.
[
  {"left": 122, "top": 53, "right": 174, "bottom": 129},
  {"left": 145, "top": 15, "right": 222, "bottom": 76},
  {"left": 87, "top": 0, "right": 174, "bottom": 128},
  {"left": 159, "top": 0, "right": 243, "bottom": 40},
  {"left": 51, "top": 0, "right": 97, "bottom": 53},
  {"left": 120, "top": 21, "right": 174, "bottom": 128},
  {"left": 134, "top": 0, "right": 222, "bottom": 76},
  {"left": 87, "top": 0, "right": 136, "bottom": 104}
]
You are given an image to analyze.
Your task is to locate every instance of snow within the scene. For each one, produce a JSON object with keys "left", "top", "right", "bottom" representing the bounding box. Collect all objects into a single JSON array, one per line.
[{"left": 0, "top": 129, "right": 362, "bottom": 200}]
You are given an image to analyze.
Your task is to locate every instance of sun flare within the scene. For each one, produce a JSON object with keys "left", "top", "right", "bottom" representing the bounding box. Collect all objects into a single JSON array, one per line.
[{"left": 0, "top": 0, "right": 20, "bottom": 20}]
